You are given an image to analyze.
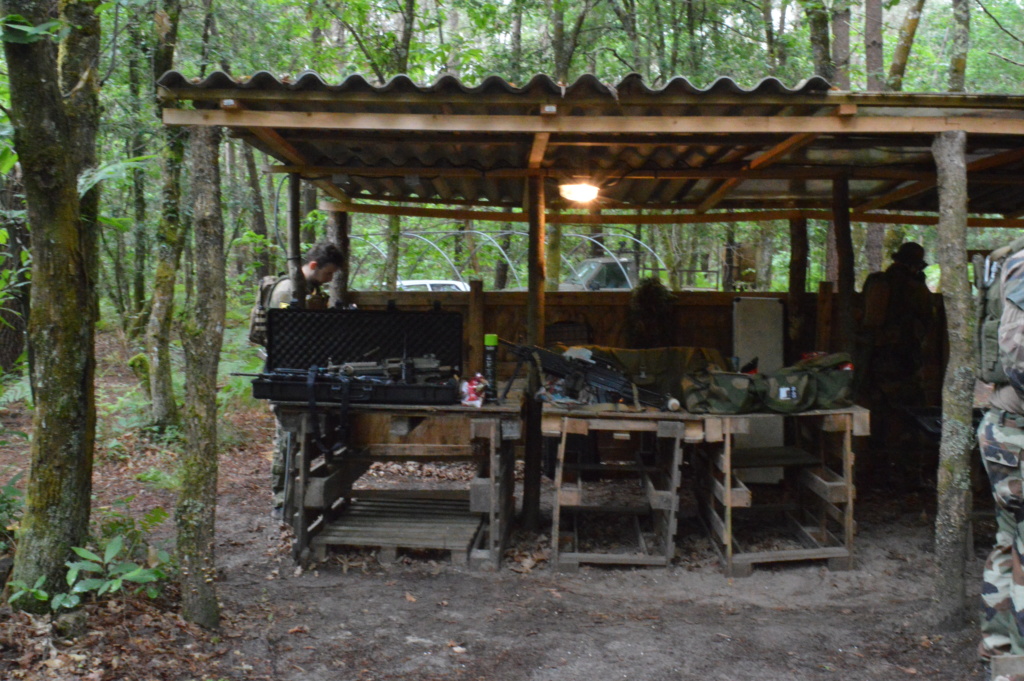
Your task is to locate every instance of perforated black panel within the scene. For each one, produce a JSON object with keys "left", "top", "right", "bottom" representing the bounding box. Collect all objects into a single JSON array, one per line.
[{"left": 265, "top": 309, "right": 463, "bottom": 371}]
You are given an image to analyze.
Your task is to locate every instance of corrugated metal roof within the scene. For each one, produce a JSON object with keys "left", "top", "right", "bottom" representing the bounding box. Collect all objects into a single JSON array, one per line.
[{"left": 158, "top": 70, "right": 1024, "bottom": 221}]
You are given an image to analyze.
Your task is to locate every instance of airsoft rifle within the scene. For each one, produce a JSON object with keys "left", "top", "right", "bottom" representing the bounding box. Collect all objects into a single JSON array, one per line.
[{"left": 500, "top": 340, "right": 679, "bottom": 411}]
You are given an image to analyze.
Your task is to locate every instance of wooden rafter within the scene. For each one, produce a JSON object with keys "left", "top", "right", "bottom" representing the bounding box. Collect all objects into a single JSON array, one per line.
[
  {"left": 854, "top": 146, "right": 1024, "bottom": 212},
  {"left": 696, "top": 133, "right": 818, "bottom": 213},
  {"left": 317, "top": 199, "right": 1024, "bottom": 228},
  {"left": 164, "top": 108, "right": 1024, "bottom": 137},
  {"left": 528, "top": 133, "right": 550, "bottom": 168},
  {"left": 247, "top": 126, "right": 348, "bottom": 202}
]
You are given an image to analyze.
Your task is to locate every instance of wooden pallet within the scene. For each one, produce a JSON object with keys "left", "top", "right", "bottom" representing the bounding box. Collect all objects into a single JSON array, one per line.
[{"left": 310, "top": 497, "right": 484, "bottom": 565}]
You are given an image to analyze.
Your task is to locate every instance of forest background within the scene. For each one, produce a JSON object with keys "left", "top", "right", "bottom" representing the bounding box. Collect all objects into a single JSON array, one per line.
[{"left": 0, "top": 0, "right": 1014, "bottom": 636}]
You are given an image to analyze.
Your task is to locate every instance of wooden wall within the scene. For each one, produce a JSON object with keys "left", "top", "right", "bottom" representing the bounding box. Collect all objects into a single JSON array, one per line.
[{"left": 345, "top": 289, "right": 947, "bottom": 406}]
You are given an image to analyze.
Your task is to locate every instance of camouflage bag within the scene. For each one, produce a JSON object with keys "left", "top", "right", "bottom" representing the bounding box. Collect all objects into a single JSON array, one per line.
[
  {"left": 248, "top": 274, "right": 287, "bottom": 346},
  {"left": 794, "top": 352, "right": 856, "bottom": 409},
  {"left": 976, "top": 237, "right": 1024, "bottom": 384},
  {"left": 682, "top": 368, "right": 764, "bottom": 414},
  {"left": 761, "top": 368, "right": 817, "bottom": 413}
]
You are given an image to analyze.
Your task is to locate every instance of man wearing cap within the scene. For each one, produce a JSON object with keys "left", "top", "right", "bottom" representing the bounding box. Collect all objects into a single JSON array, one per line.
[{"left": 856, "top": 241, "right": 935, "bottom": 454}]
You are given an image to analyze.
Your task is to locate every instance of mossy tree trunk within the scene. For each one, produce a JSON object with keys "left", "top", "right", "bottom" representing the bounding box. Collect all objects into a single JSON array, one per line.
[
  {"left": 145, "top": 0, "right": 184, "bottom": 430},
  {"left": 3, "top": 0, "right": 100, "bottom": 611},
  {"left": 931, "top": 130, "right": 973, "bottom": 629},
  {"left": 177, "top": 125, "right": 225, "bottom": 629}
]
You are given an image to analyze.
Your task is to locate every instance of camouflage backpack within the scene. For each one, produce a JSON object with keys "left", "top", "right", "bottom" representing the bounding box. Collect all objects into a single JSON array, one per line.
[
  {"left": 975, "top": 237, "right": 1024, "bottom": 385},
  {"left": 682, "top": 368, "right": 764, "bottom": 414},
  {"left": 247, "top": 274, "right": 287, "bottom": 346}
]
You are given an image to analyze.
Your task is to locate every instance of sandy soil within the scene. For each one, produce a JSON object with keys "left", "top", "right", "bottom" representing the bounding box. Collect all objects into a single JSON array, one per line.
[{"left": 0, "top": 333, "right": 989, "bottom": 680}]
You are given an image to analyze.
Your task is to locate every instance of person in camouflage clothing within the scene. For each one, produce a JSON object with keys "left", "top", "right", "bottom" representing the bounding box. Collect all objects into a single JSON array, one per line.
[
  {"left": 263, "top": 241, "right": 345, "bottom": 519},
  {"left": 979, "top": 245, "right": 1024, "bottom": 662}
]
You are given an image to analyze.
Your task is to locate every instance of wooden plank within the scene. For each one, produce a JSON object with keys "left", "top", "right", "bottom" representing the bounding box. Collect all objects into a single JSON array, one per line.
[
  {"left": 563, "top": 418, "right": 591, "bottom": 435},
  {"left": 584, "top": 418, "right": 658, "bottom": 432},
  {"left": 164, "top": 108, "right": 1024, "bottom": 137},
  {"left": 704, "top": 419, "right": 724, "bottom": 442},
  {"left": 696, "top": 133, "right": 818, "bottom": 212},
  {"left": 656, "top": 420, "right": 687, "bottom": 438},
  {"left": 558, "top": 552, "right": 669, "bottom": 567},
  {"left": 801, "top": 467, "right": 848, "bottom": 503},
  {"left": 470, "top": 418, "right": 498, "bottom": 440},
  {"left": 683, "top": 421, "right": 707, "bottom": 442},
  {"left": 704, "top": 500, "right": 728, "bottom": 544},
  {"left": 559, "top": 483, "right": 581, "bottom": 507},
  {"left": 304, "top": 467, "right": 353, "bottom": 509},
  {"left": 358, "top": 444, "right": 474, "bottom": 460},
  {"left": 350, "top": 489, "right": 469, "bottom": 501},
  {"left": 730, "top": 546, "right": 849, "bottom": 565},
  {"left": 822, "top": 413, "right": 850, "bottom": 432},
  {"left": 469, "top": 477, "right": 491, "bottom": 513},
  {"left": 712, "top": 476, "right": 752, "bottom": 508},
  {"left": 852, "top": 407, "right": 871, "bottom": 436}
]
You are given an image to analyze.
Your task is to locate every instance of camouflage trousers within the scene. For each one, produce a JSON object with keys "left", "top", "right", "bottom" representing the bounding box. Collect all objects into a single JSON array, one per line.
[
  {"left": 979, "top": 409, "right": 1024, "bottom": 659},
  {"left": 271, "top": 419, "right": 297, "bottom": 509}
]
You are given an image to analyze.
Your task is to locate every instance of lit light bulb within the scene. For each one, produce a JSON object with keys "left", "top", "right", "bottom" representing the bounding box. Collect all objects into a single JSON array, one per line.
[{"left": 558, "top": 182, "right": 599, "bottom": 203}]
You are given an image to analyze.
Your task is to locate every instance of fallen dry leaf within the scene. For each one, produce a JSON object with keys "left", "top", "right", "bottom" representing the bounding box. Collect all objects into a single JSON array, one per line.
[{"left": 405, "top": 592, "right": 417, "bottom": 602}]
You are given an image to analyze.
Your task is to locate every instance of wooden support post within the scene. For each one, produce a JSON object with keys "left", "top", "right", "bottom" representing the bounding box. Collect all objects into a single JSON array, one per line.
[
  {"left": 523, "top": 175, "right": 546, "bottom": 530},
  {"left": 788, "top": 217, "right": 809, "bottom": 345},
  {"left": 468, "top": 279, "right": 485, "bottom": 374},
  {"left": 815, "top": 280, "right": 834, "bottom": 352},
  {"left": 833, "top": 176, "right": 855, "bottom": 353},
  {"left": 326, "top": 209, "right": 350, "bottom": 306},
  {"left": 287, "top": 173, "right": 305, "bottom": 307}
]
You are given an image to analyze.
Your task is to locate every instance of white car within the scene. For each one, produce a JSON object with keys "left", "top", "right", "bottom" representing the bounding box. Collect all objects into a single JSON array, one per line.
[{"left": 397, "top": 279, "right": 471, "bottom": 292}]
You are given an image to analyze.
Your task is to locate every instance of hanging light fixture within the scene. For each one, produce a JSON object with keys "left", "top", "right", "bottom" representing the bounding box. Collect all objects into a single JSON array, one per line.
[{"left": 558, "top": 182, "right": 599, "bottom": 203}]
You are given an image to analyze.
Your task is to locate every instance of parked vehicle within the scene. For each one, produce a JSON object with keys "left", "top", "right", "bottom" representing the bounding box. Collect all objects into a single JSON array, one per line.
[
  {"left": 560, "top": 257, "right": 637, "bottom": 291},
  {"left": 397, "top": 279, "right": 471, "bottom": 292}
]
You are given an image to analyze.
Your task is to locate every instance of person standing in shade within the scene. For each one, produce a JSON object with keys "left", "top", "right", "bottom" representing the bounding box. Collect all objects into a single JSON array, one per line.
[
  {"left": 855, "top": 241, "right": 935, "bottom": 456},
  {"left": 255, "top": 241, "right": 345, "bottom": 519}
]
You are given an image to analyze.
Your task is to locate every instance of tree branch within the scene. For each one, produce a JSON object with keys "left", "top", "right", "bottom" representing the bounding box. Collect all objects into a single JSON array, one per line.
[{"left": 976, "top": 0, "right": 1024, "bottom": 49}]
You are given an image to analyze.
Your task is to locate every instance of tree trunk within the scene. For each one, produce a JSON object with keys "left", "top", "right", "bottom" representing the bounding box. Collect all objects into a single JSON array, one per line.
[
  {"left": 177, "top": 125, "right": 225, "bottom": 630},
  {"left": 127, "top": 22, "right": 149, "bottom": 337},
  {"left": 862, "top": 0, "right": 887, "bottom": 273},
  {"left": 948, "top": 0, "right": 968, "bottom": 92},
  {"left": 887, "top": 0, "right": 926, "bottom": 92},
  {"left": 243, "top": 145, "right": 272, "bottom": 280},
  {"left": 804, "top": 0, "right": 833, "bottom": 80},
  {"left": 931, "top": 130, "right": 972, "bottom": 629},
  {"left": 146, "top": 0, "right": 184, "bottom": 430},
  {"left": 493, "top": 224, "right": 513, "bottom": 290},
  {"left": 147, "top": 130, "right": 186, "bottom": 429},
  {"left": 384, "top": 213, "right": 400, "bottom": 290},
  {"left": 4, "top": 0, "right": 100, "bottom": 612},
  {"left": 788, "top": 218, "right": 809, "bottom": 342},
  {"left": 831, "top": 1, "right": 850, "bottom": 89}
]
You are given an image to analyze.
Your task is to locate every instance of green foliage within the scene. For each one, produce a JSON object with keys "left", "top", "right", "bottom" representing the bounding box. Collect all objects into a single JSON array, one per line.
[
  {"left": 61, "top": 533, "right": 173, "bottom": 610},
  {"left": 0, "top": 469, "right": 24, "bottom": 553},
  {"left": 0, "top": 14, "right": 69, "bottom": 44},
  {"left": 135, "top": 467, "right": 181, "bottom": 491},
  {"left": 8, "top": 575, "right": 48, "bottom": 605}
]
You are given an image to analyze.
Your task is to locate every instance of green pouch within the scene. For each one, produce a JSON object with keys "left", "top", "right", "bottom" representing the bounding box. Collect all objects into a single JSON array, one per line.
[
  {"left": 683, "top": 369, "right": 763, "bottom": 414},
  {"left": 761, "top": 369, "right": 817, "bottom": 413},
  {"left": 794, "top": 352, "right": 855, "bottom": 409}
]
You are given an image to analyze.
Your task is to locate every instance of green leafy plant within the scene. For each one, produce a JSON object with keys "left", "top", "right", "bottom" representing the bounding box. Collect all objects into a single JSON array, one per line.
[
  {"left": 60, "top": 534, "right": 172, "bottom": 610},
  {"left": 8, "top": 575, "right": 48, "bottom": 605},
  {"left": 0, "top": 469, "right": 24, "bottom": 552}
]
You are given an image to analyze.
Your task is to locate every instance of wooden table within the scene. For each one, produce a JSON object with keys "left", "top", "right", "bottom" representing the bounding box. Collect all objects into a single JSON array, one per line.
[
  {"left": 540, "top": 405, "right": 869, "bottom": 575},
  {"left": 273, "top": 402, "right": 521, "bottom": 568}
]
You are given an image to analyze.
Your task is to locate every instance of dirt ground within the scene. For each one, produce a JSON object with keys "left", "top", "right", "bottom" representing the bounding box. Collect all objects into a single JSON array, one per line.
[{"left": 0, "top": 338, "right": 991, "bottom": 680}]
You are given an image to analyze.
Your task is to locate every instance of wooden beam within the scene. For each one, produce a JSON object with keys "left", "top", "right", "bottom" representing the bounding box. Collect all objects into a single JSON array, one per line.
[
  {"left": 317, "top": 199, "right": 1024, "bottom": 227},
  {"left": 164, "top": 108, "right": 1024, "bottom": 136},
  {"left": 523, "top": 174, "right": 546, "bottom": 531},
  {"left": 855, "top": 146, "right": 1024, "bottom": 212},
  {"left": 271, "top": 162, "right": 1024, "bottom": 185},
  {"left": 696, "top": 133, "right": 817, "bottom": 212},
  {"left": 528, "top": 133, "right": 550, "bottom": 168},
  {"left": 247, "top": 127, "right": 349, "bottom": 202},
  {"left": 158, "top": 86, "right": 1024, "bottom": 111}
]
